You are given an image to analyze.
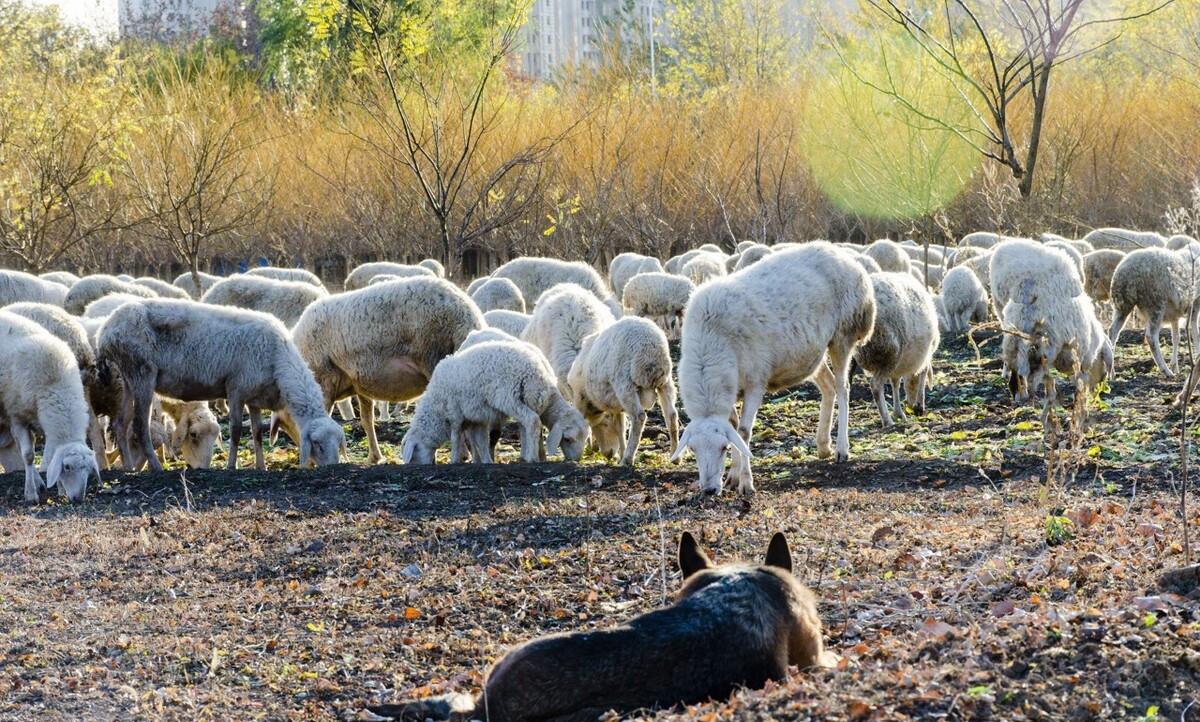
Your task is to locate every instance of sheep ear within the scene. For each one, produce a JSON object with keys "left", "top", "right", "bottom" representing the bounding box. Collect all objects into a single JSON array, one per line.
[
  {"left": 669, "top": 425, "right": 692, "bottom": 463},
  {"left": 90, "top": 455, "right": 102, "bottom": 485},
  {"left": 46, "top": 449, "right": 63, "bottom": 489},
  {"left": 400, "top": 436, "right": 415, "bottom": 464},
  {"left": 764, "top": 532, "right": 792, "bottom": 573},
  {"left": 299, "top": 432, "right": 311, "bottom": 466},
  {"left": 546, "top": 425, "right": 563, "bottom": 457},
  {"left": 723, "top": 425, "right": 752, "bottom": 459},
  {"left": 678, "top": 532, "right": 712, "bottom": 579},
  {"left": 269, "top": 414, "right": 281, "bottom": 446}
]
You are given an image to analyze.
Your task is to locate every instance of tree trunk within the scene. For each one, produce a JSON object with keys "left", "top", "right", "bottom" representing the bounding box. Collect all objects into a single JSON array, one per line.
[{"left": 1019, "top": 67, "right": 1053, "bottom": 199}]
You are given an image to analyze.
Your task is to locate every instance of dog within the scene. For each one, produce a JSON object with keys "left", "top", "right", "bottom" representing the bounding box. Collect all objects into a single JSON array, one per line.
[{"left": 365, "top": 531, "right": 833, "bottom": 721}]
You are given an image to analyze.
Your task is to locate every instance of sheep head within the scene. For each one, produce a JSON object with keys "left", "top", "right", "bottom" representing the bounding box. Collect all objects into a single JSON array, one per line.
[
  {"left": 670, "top": 416, "right": 751, "bottom": 495},
  {"left": 47, "top": 442, "right": 101, "bottom": 503},
  {"left": 299, "top": 417, "right": 345, "bottom": 467}
]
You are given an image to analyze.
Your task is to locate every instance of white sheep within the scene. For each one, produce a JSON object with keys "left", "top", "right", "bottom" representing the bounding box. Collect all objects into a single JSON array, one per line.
[
  {"left": 936, "top": 265, "right": 989, "bottom": 335},
  {"left": 492, "top": 257, "right": 622, "bottom": 317},
  {"left": 83, "top": 293, "right": 154, "bottom": 320},
  {"left": 855, "top": 272, "right": 940, "bottom": 429},
  {"left": 470, "top": 277, "right": 527, "bottom": 313},
  {"left": 401, "top": 340, "right": 590, "bottom": 464},
  {"left": 671, "top": 242, "right": 876, "bottom": 494},
  {"left": 909, "top": 263, "right": 944, "bottom": 290},
  {"left": 173, "top": 271, "right": 221, "bottom": 299},
  {"left": 863, "top": 239, "right": 912, "bottom": 274},
  {"left": 521, "top": 283, "right": 615, "bottom": 395},
  {"left": 98, "top": 299, "right": 345, "bottom": 471},
  {"left": 0, "top": 311, "right": 99, "bottom": 503},
  {"left": 291, "top": 276, "right": 483, "bottom": 464},
  {"left": 344, "top": 262, "right": 435, "bottom": 291},
  {"left": 852, "top": 254, "right": 883, "bottom": 275},
  {"left": 246, "top": 266, "right": 325, "bottom": 287},
  {"left": 65, "top": 275, "right": 157, "bottom": 315},
  {"left": 1045, "top": 241, "right": 1085, "bottom": 279},
  {"left": 682, "top": 253, "right": 728, "bottom": 286},
  {"left": 1108, "top": 247, "right": 1200, "bottom": 377},
  {"left": 201, "top": 275, "right": 329, "bottom": 328},
  {"left": 567, "top": 316, "right": 679, "bottom": 465},
  {"left": 484, "top": 309, "right": 532, "bottom": 337},
  {"left": 1083, "top": 228, "right": 1166, "bottom": 251},
  {"left": 900, "top": 245, "right": 945, "bottom": 268},
  {"left": 0, "top": 270, "right": 69, "bottom": 307},
  {"left": 419, "top": 259, "right": 447, "bottom": 278},
  {"left": 733, "top": 244, "right": 773, "bottom": 271},
  {"left": 948, "top": 245, "right": 986, "bottom": 269},
  {"left": 39, "top": 271, "right": 80, "bottom": 287},
  {"left": 1082, "top": 249, "right": 1125, "bottom": 307},
  {"left": 1168, "top": 234, "right": 1199, "bottom": 251},
  {"left": 665, "top": 249, "right": 706, "bottom": 275},
  {"left": 160, "top": 398, "right": 222, "bottom": 469},
  {"left": 133, "top": 277, "right": 191, "bottom": 300},
  {"left": 608, "top": 253, "right": 664, "bottom": 300},
  {"left": 988, "top": 239, "right": 1083, "bottom": 319},
  {"left": 466, "top": 276, "right": 490, "bottom": 296},
  {"left": 960, "top": 231, "right": 1002, "bottom": 249},
  {"left": 621, "top": 271, "right": 695, "bottom": 340}
]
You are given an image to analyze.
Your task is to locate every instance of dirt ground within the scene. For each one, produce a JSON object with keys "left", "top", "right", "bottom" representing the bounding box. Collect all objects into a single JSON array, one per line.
[{"left": 1, "top": 331, "right": 1199, "bottom": 721}]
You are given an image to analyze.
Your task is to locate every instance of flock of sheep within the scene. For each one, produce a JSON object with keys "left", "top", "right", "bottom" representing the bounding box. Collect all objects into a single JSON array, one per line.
[{"left": 0, "top": 225, "right": 1193, "bottom": 503}]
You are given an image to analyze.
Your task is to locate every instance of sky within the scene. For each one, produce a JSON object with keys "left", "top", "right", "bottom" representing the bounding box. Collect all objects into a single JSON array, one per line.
[{"left": 26, "top": 0, "right": 118, "bottom": 35}]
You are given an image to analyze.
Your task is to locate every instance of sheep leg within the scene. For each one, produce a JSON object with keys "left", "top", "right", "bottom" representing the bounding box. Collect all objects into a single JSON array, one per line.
[
  {"left": 658, "top": 383, "right": 679, "bottom": 455},
  {"left": 617, "top": 389, "right": 646, "bottom": 467},
  {"left": 467, "top": 424, "right": 494, "bottom": 464},
  {"left": 870, "top": 376, "right": 892, "bottom": 430},
  {"left": 728, "top": 385, "right": 764, "bottom": 494},
  {"left": 359, "top": 393, "right": 383, "bottom": 465},
  {"left": 1171, "top": 319, "right": 1181, "bottom": 374},
  {"left": 812, "top": 364, "right": 836, "bottom": 459},
  {"left": 1146, "top": 311, "right": 1174, "bottom": 378},
  {"left": 515, "top": 409, "right": 543, "bottom": 463},
  {"left": 449, "top": 424, "right": 468, "bottom": 464},
  {"left": 374, "top": 400, "right": 392, "bottom": 423},
  {"left": 227, "top": 397, "right": 244, "bottom": 471},
  {"left": 15, "top": 423, "right": 42, "bottom": 503},
  {"left": 88, "top": 412, "right": 108, "bottom": 471},
  {"left": 130, "top": 378, "right": 163, "bottom": 473},
  {"left": 892, "top": 377, "right": 908, "bottom": 423},
  {"left": 1108, "top": 307, "right": 1130, "bottom": 344},
  {"left": 249, "top": 407, "right": 265, "bottom": 470},
  {"left": 334, "top": 397, "right": 356, "bottom": 421},
  {"left": 828, "top": 344, "right": 854, "bottom": 462}
]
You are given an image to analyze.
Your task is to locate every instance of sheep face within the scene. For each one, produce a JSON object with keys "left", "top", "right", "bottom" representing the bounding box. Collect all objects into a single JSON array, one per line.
[
  {"left": 300, "top": 417, "right": 345, "bottom": 467},
  {"left": 670, "top": 416, "right": 752, "bottom": 495},
  {"left": 547, "top": 409, "right": 590, "bottom": 462},
  {"left": 173, "top": 408, "right": 221, "bottom": 469},
  {"left": 47, "top": 442, "right": 100, "bottom": 503},
  {"left": 401, "top": 432, "right": 436, "bottom": 465}
]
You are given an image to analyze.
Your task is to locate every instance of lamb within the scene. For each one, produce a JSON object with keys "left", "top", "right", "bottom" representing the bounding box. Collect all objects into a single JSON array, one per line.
[
  {"left": 483, "top": 309, "right": 532, "bottom": 337},
  {"left": 855, "top": 273, "right": 940, "bottom": 428},
  {"left": 671, "top": 243, "right": 875, "bottom": 494},
  {"left": 419, "top": 259, "right": 447, "bottom": 278},
  {"left": 936, "top": 265, "right": 989, "bottom": 334},
  {"left": 521, "top": 283, "right": 616, "bottom": 395},
  {"left": 733, "top": 244, "right": 773, "bottom": 271},
  {"left": 567, "top": 317, "right": 679, "bottom": 465},
  {"left": 133, "top": 277, "right": 191, "bottom": 300},
  {"left": 246, "top": 266, "right": 325, "bottom": 287},
  {"left": 97, "top": 299, "right": 345, "bottom": 471},
  {"left": 159, "top": 398, "right": 222, "bottom": 469},
  {"left": 988, "top": 239, "right": 1083, "bottom": 319},
  {"left": 682, "top": 253, "right": 728, "bottom": 286},
  {"left": 492, "top": 256, "right": 622, "bottom": 317},
  {"left": 621, "top": 271, "right": 695, "bottom": 340},
  {"left": 344, "top": 262, "right": 435, "bottom": 291},
  {"left": 65, "top": 275, "right": 157, "bottom": 315},
  {"left": 173, "top": 271, "right": 221, "bottom": 299},
  {"left": 1083, "top": 228, "right": 1166, "bottom": 251},
  {"left": 39, "top": 271, "right": 80, "bottom": 287},
  {"left": 1107, "top": 247, "right": 1200, "bottom": 377},
  {"left": 470, "top": 277, "right": 526, "bottom": 313},
  {"left": 608, "top": 253, "right": 664, "bottom": 300},
  {"left": 401, "top": 340, "right": 590, "bottom": 464},
  {"left": 863, "top": 239, "right": 912, "bottom": 274},
  {"left": 1082, "top": 249, "right": 1125, "bottom": 307},
  {"left": 0, "top": 270, "right": 69, "bottom": 307},
  {"left": 291, "top": 276, "right": 483, "bottom": 464},
  {"left": 201, "top": 275, "right": 329, "bottom": 328},
  {"left": 0, "top": 311, "right": 100, "bottom": 503}
]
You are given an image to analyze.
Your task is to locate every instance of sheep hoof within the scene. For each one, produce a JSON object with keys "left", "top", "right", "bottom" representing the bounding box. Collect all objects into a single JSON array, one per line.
[{"left": 835, "top": 451, "right": 849, "bottom": 463}]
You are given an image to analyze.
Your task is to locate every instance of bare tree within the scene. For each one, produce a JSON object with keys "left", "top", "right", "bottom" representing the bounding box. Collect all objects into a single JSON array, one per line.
[{"left": 852, "top": 0, "right": 1174, "bottom": 198}]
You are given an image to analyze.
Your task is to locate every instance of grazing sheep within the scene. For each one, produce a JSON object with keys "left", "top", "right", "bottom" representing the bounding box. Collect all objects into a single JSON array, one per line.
[
  {"left": 401, "top": 340, "right": 590, "bottom": 464},
  {"left": 1082, "top": 249, "right": 1125, "bottom": 307},
  {"left": 608, "top": 253, "right": 664, "bottom": 300},
  {"left": 39, "top": 271, "right": 80, "bottom": 287},
  {"left": 521, "top": 283, "right": 616, "bottom": 395},
  {"left": 672, "top": 243, "right": 876, "bottom": 494},
  {"left": 419, "top": 259, "right": 447, "bottom": 278},
  {"left": 0, "top": 311, "right": 99, "bottom": 503},
  {"left": 1045, "top": 241, "right": 1085, "bottom": 279},
  {"left": 682, "top": 253, "right": 728, "bottom": 286},
  {"left": 492, "top": 257, "right": 621, "bottom": 317},
  {"left": 83, "top": 293, "right": 149, "bottom": 320},
  {"left": 202, "top": 275, "right": 329, "bottom": 328},
  {"left": 246, "top": 266, "right": 324, "bottom": 287},
  {"left": 0, "top": 270, "right": 69, "bottom": 307},
  {"left": 856, "top": 273, "right": 940, "bottom": 429},
  {"left": 863, "top": 240, "right": 912, "bottom": 274},
  {"left": 159, "top": 398, "right": 222, "bottom": 469},
  {"left": 292, "top": 276, "right": 483, "bottom": 464},
  {"left": 470, "top": 277, "right": 526, "bottom": 313},
  {"left": 1108, "top": 247, "right": 1200, "bottom": 377},
  {"left": 961, "top": 231, "right": 1002, "bottom": 249},
  {"left": 567, "top": 317, "right": 679, "bottom": 465},
  {"left": 344, "top": 262, "right": 435, "bottom": 291},
  {"left": 936, "top": 266, "right": 989, "bottom": 334},
  {"left": 621, "top": 272, "right": 695, "bottom": 341},
  {"left": 133, "top": 277, "right": 190, "bottom": 300},
  {"left": 173, "top": 271, "right": 221, "bottom": 299},
  {"left": 484, "top": 309, "right": 532, "bottom": 337},
  {"left": 65, "top": 275, "right": 157, "bottom": 315},
  {"left": 988, "top": 239, "right": 1082, "bottom": 319},
  {"left": 960, "top": 250, "right": 994, "bottom": 292},
  {"left": 1083, "top": 228, "right": 1166, "bottom": 251},
  {"left": 98, "top": 299, "right": 345, "bottom": 471},
  {"left": 733, "top": 244, "right": 773, "bottom": 271}
]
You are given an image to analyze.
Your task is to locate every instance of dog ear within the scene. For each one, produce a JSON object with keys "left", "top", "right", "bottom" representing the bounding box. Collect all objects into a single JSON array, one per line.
[
  {"left": 764, "top": 532, "right": 792, "bottom": 573},
  {"left": 678, "top": 532, "right": 712, "bottom": 579}
]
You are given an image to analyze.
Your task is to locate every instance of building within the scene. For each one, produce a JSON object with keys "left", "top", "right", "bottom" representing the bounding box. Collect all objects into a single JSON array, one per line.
[{"left": 521, "top": 0, "right": 661, "bottom": 80}]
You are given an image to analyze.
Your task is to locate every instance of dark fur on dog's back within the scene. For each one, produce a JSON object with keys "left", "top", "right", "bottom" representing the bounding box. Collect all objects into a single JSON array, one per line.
[{"left": 367, "top": 532, "right": 828, "bottom": 722}]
